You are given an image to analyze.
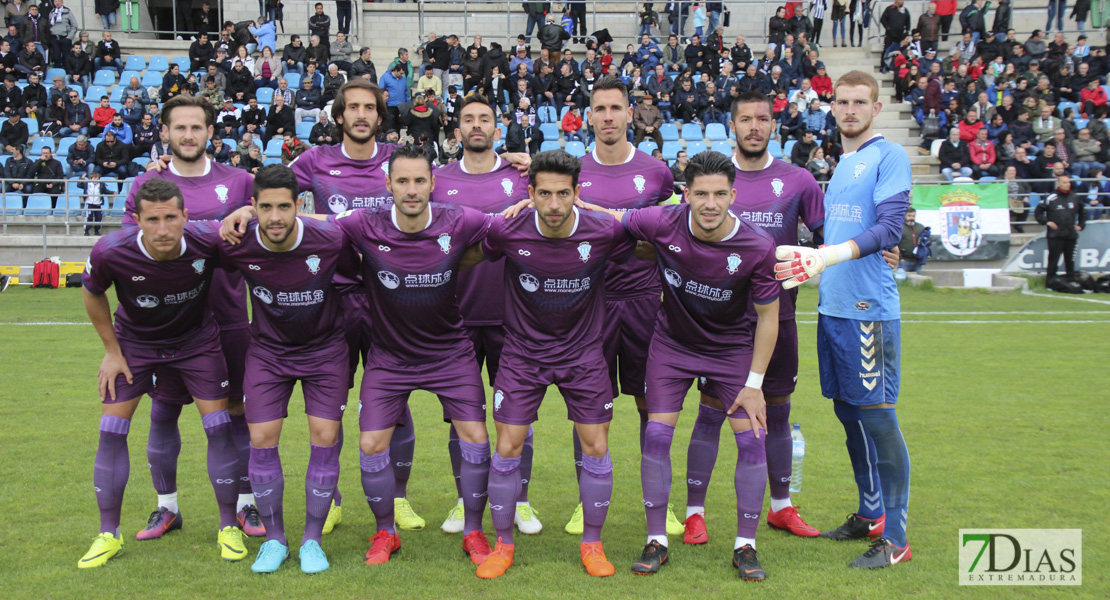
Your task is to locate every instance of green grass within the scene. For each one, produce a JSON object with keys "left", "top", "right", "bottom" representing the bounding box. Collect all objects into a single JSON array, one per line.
[{"left": 0, "top": 285, "right": 1108, "bottom": 599}]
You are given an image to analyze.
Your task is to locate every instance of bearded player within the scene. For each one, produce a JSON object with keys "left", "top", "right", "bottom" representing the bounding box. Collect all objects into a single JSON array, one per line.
[{"left": 774, "top": 70, "right": 913, "bottom": 569}]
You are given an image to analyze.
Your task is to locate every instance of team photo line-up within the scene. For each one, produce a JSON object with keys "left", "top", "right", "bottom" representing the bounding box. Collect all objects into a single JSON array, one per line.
[{"left": 80, "top": 73, "right": 912, "bottom": 580}]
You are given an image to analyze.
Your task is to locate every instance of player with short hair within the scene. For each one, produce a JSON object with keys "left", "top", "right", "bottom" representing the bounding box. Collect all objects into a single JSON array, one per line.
[
  {"left": 773, "top": 70, "right": 913, "bottom": 568},
  {"left": 680, "top": 90, "right": 824, "bottom": 545},
  {"left": 214, "top": 165, "right": 359, "bottom": 574},
  {"left": 123, "top": 94, "right": 261, "bottom": 541},
  {"left": 429, "top": 96, "right": 541, "bottom": 535},
  {"left": 472, "top": 149, "right": 637, "bottom": 580},
  {"left": 581, "top": 151, "right": 782, "bottom": 580},
  {"left": 565, "top": 75, "right": 680, "bottom": 537},
  {"left": 80, "top": 179, "right": 243, "bottom": 568}
]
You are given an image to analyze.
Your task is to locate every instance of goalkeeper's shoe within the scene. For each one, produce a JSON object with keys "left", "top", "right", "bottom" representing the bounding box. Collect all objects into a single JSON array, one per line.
[
  {"left": 849, "top": 538, "right": 912, "bottom": 569},
  {"left": 820, "top": 513, "right": 885, "bottom": 541},
  {"left": 78, "top": 532, "right": 123, "bottom": 568}
]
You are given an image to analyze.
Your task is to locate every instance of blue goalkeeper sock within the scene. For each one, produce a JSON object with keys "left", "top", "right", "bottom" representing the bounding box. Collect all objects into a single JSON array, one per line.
[
  {"left": 833, "top": 401, "right": 883, "bottom": 520},
  {"left": 859, "top": 407, "right": 910, "bottom": 547}
]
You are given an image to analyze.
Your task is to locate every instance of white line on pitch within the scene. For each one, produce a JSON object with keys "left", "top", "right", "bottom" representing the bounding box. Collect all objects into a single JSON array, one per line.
[{"left": 1021, "top": 290, "right": 1110, "bottom": 306}]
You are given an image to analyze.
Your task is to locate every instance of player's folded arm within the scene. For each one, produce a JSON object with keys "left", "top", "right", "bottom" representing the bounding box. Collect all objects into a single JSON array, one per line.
[{"left": 851, "top": 191, "right": 910, "bottom": 258}]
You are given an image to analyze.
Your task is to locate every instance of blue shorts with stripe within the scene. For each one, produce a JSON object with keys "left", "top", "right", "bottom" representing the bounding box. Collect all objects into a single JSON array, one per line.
[{"left": 817, "top": 314, "right": 900, "bottom": 406}]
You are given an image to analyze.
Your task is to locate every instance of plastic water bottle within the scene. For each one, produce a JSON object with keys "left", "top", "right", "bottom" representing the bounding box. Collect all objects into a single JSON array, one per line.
[{"left": 789, "top": 424, "right": 805, "bottom": 494}]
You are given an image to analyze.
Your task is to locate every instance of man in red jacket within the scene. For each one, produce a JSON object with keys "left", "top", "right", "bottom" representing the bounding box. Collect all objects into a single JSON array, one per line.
[
  {"left": 934, "top": 0, "right": 957, "bottom": 43},
  {"left": 561, "top": 103, "right": 584, "bottom": 143},
  {"left": 968, "top": 128, "right": 997, "bottom": 179}
]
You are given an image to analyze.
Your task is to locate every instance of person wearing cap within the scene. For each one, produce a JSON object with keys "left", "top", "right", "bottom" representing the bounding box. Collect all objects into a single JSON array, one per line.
[
  {"left": 0, "top": 107, "right": 28, "bottom": 152},
  {"left": 294, "top": 76, "right": 322, "bottom": 124},
  {"left": 812, "top": 65, "right": 833, "bottom": 103},
  {"left": 0, "top": 74, "right": 21, "bottom": 115}
]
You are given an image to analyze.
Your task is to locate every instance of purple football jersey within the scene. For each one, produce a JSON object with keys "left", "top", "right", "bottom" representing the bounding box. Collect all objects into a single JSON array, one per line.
[
  {"left": 332, "top": 203, "right": 491, "bottom": 362},
  {"left": 730, "top": 154, "right": 825, "bottom": 321},
  {"left": 623, "top": 204, "right": 779, "bottom": 353},
  {"left": 84, "top": 221, "right": 222, "bottom": 345},
  {"left": 578, "top": 145, "right": 674, "bottom": 300},
  {"left": 431, "top": 157, "right": 531, "bottom": 326},
  {"left": 122, "top": 159, "right": 255, "bottom": 330},
  {"left": 218, "top": 218, "right": 360, "bottom": 354},
  {"left": 290, "top": 142, "right": 397, "bottom": 215},
  {"left": 482, "top": 207, "right": 636, "bottom": 362}
]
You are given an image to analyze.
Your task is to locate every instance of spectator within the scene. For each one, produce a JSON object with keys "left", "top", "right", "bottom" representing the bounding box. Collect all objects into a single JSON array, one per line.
[
  {"left": 239, "top": 96, "right": 264, "bottom": 139},
  {"left": 1002, "top": 164, "right": 1031, "bottom": 231},
  {"left": 400, "top": 91, "right": 441, "bottom": 141},
  {"left": 160, "top": 63, "right": 186, "bottom": 101},
  {"left": 684, "top": 33, "right": 706, "bottom": 73},
  {"left": 1036, "top": 174, "right": 1084, "bottom": 283},
  {"left": 0, "top": 108, "right": 26, "bottom": 151},
  {"left": 282, "top": 35, "right": 306, "bottom": 75},
  {"left": 41, "top": 94, "right": 66, "bottom": 138},
  {"left": 15, "top": 40, "right": 45, "bottom": 79},
  {"left": 310, "top": 111, "right": 335, "bottom": 146},
  {"left": 207, "top": 136, "right": 230, "bottom": 164},
  {"left": 958, "top": 0, "right": 986, "bottom": 44},
  {"left": 132, "top": 112, "right": 157, "bottom": 156},
  {"left": 806, "top": 145, "right": 835, "bottom": 181},
  {"left": 538, "top": 15, "right": 569, "bottom": 55},
  {"left": 63, "top": 41, "right": 91, "bottom": 89},
  {"left": 350, "top": 47, "right": 377, "bottom": 83},
  {"left": 523, "top": 2, "right": 549, "bottom": 43},
  {"left": 417, "top": 65, "right": 442, "bottom": 99},
  {"left": 88, "top": 95, "right": 113, "bottom": 137},
  {"left": 4, "top": 142, "right": 32, "bottom": 199},
  {"left": 768, "top": 6, "right": 789, "bottom": 48},
  {"left": 523, "top": 113, "right": 543, "bottom": 154},
  {"left": 120, "top": 76, "right": 150, "bottom": 107},
  {"left": 0, "top": 75, "right": 21, "bottom": 115},
  {"left": 241, "top": 143, "right": 263, "bottom": 174},
  {"left": 1083, "top": 166, "right": 1109, "bottom": 219},
  {"left": 790, "top": 129, "right": 818, "bottom": 166},
  {"left": 1045, "top": 0, "right": 1065, "bottom": 33},
  {"left": 501, "top": 111, "right": 525, "bottom": 153},
  {"left": 309, "top": 2, "right": 331, "bottom": 46},
  {"left": 61, "top": 88, "right": 89, "bottom": 137},
  {"left": 280, "top": 131, "right": 307, "bottom": 165},
  {"left": 957, "top": 109, "right": 984, "bottom": 143},
  {"left": 1033, "top": 104, "right": 1059, "bottom": 146},
  {"left": 305, "top": 34, "right": 329, "bottom": 72},
  {"left": 939, "top": 126, "right": 973, "bottom": 180},
  {"left": 227, "top": 59, "right": 254, "bottom": 102},
  {"left": 802, "top": 97, "right": 826, "bottom": 139},
  {"left": 916, "top": 1, "right": 940, "bottom": 52},
  {"left": 93, "top": 30, "right": 121, "bottom": 74},
  {"left": 880, "top": 0, "right": 911, "bottom": 52},
  {"left": 379, "top": 63, "right": 409, "bottom": 123},
  {"left": 250, "top": 15, "right": 277, "bottom": 54},
  {"left": 322, "top": 63, "right": 345, "bottom": 104},
  {"left": 790, "top": 77, "right": 819, "bottom": 111},
  {"left": 780, "top": 101, "right": 804, "bottom": 147},
  {"left": 293, "top": 74, "right": 325, "bottom": 125},
  {"left": 897, "top": 208, "right": 927, "bottom": 273},
  {"left": 30, "top": 146, "right": 63, "bottom": 197},
  {"left": 21, "top": 4, "right": 48, "bottom": 59},
  {"left": 94, "top": 130, "right": 128, "bottom": 178},
  {"left": 253, "top": 45, "right": 282, "bottom": 90},
  {"left": 969, "top": 127, "right": 998, "bottom": 178},
  {"left": 104, "top": 112, "right": 131, "bottom": 145},
  {"left": 561, "top": 103, "right": 584, "bottom": 142},
  {"left": 985, "top": 112, "right": 1007, "bottom": 142},
  {"left": 633, "top": 93, "right": 663, "bottom": 146},
  {"left": 189, "top": 32, "right": 215, "bottom": 72},
  {"left": 80, "top": 169, "right": 105, "bottom": 236},
  {"left": 661, "top": 34, "right": 685, "bottom": 73},
  {"left": 673, "top": 77, "right": 701, "bottom": 122},
  {"left": 1070, "top": 128, "right": 1104, "bottom": 177}
]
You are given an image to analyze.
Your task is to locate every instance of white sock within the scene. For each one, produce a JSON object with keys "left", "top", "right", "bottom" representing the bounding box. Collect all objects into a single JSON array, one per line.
[
  {"left": 157, "top": 492, "right": 178, "bottom": 513},
  {"left": 770, "top": 497, "right": 792, "bottom": 512},
  {"left": 516, "top": 501, "right": 530, "bottom": 507},
  {"left": 685, "top": 506, "right": 705, "bottom": 519},
  {"left": 237, "top": 493, "right": 254, "bottom": 512},
  {"left": 735, "top": 536, "right": 756, "bottom": 550},
  {"left": 647, "top": 534, "right": 668, "bottom": 547}
]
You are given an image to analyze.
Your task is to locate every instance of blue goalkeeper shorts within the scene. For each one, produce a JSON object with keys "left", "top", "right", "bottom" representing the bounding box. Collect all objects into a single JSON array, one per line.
[{"left": 817, "top": 314, "right": 900, "bottom": 406}]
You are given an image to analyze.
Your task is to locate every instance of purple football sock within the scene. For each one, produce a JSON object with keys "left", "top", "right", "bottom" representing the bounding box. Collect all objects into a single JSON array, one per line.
[
  {"left": 146, "top": 401, "right": 181, "bottom": 496},
  {"left": 765, "top": 402, "right": 793, "bottom": 503},
  {"left": 488, "top": 452, "right": 521, "bottom": 545},
  {"left": 333, "top": 424, "right": 344, "bottom": 507},
  {"left": 579, "top": 452, "right": 613, "bottom": 544},
  {"left": 390, "top": 410, "right": 415, "bottom": 498},
  {"left": 734, "top": 424, "right": 768, "bottom": 541},
  {"left": 641, "top": 420, "right": 675, "bottom": 538},
  {"left": 229, "top": 412, "right": 252, "bottom": 496},
  {"left": 303, "top": 441, "right": 340, "bottom": 544},
  {"left": 458, "top": 440, "right": 491, "bottom": 536},
  {"left": 519, "top": 426, "right": 534, "bottom": 503},
  {"left": 638, "top": 408, "right": 649, "bottom": 451},
  {"left": 572, "top": 427, "right": 583, "bottom": 488},
  {"left": 686, "top": 404, "right": 726, "bottom": 509},
  {"left": 94, "top": 415, "right": 131, "bottom": 534},
  {"left": 448, "top": 425, "right": 463, "bottom": 498},
  {"left": 360, "top": 449, "right": 395, "bottom": 533},
  {"left": 201, "top": 409, "right": 238, "bottom": 528},
  {"left": 249, "top": 444, "right": 286, "bottom": 545}
]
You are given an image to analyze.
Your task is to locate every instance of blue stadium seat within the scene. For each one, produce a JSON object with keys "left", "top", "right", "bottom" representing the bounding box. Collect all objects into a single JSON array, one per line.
[
  {"left": 497, "top": 123, "right": 507, "bottom": 137},
  {"left": 24, "top": 195, "right": 52, "bottom": 216},
  {"left": 89, "top": 137, "right": 103, "bottom": 150},
  {"left": 1074, "top": 118, "right": 1089, "bottom": 130},
  {"left": 661, "top": 141, "right": 683, "bottom": 160},
  {"left": 93, "top": 70, "right": 116, "bottom": 87},
  {"left": 67, "top": 84, "right": 82, "bottom": 96},
  {"left": 16, "top": 82, "right": 26, "bottom": 90},
  {"left": 285, "top": 72, "right": 302, "bottom": 89},
  {"left": 124, "top": 56, "right": 146, "bottom": 71},
  {"left": 131, "top": 156, "right": 149, "bottom": 170},
  {"left": 559, "top": 105, "right": 571, "bottom": 120},
  {"left": 564, "top": 141, "right": 586, "bottom": 157},
  {"left": 680, "top": 122, "right": 702, "bottom": 140},
  {"left": 538, "top": 105, "right": 557, "bottom": 123},
  {"left": 710, "top": 141, "right": 732, "bottom": 155},
  {"left": 54, "top": 192, "right": 79, "bottom": 216},
  {"left": 120, "top": 70, "right": 141, "bottom": 85},
  {"left": 539, "top": 140, "right": 561, "bottom": 152},
  {"left": 264, "top": 139, "right": 283, "bottom": 158},
  {"left": 256, "top": 87, "right": 274, "bottom": 105},
  {"left": 2, "top": 193, "right": 22, "bottom": 216},
  {"left": 978, "top": 176, "right": 997, "bottom": 183},
  {"left": 56, "top": 137, "right": 75, "bottom": 156},
  {"left": 140, "top": 71, "right": 163, "bottom": 87},
  {"left": 705, "top": 123, "right": 728, "bottom": 141},
  {"left": 109, "top": 102, "right": 122, "bottom": 113},
  {"left": 109, "top": 87, "right": 124, "bottom": 102},
  {"left": 1028, "top": 193, "right": 1042, "bottom": 208},
  {"left": 493, "top": 139, "right": 505, "bottom": 151},
  {"left": 539, "top": 123, "right": 560, "bottom": 140},
  {"left": 296, "top": 121, "right": 314, "bottom": 139},
  {"left": 119, "top": 178, "right": 134, "bottom": 198},
  {"left": 222, "top": 138, "right": 236, "bottom": 148},
  {"left": 148, "top": 56, "right": 169, "bottom": 72},
  {"left": 686, "top": 141, "right": 708, "bottom": 155},
  {"left": 263, "top": 157, "right": 282, "bottom": 166},
  {"left": 768, "top": 142, "right": 783, "bottom": 158},
  {"left": 45, "top": 68, "right": 66, "bottom": 83},
  {"left": 110, "top": 192, "right": 127, "bottom": 216},
  {"left": 84, "top": 85, "right": 108, "bottom": 102},
  {"left": 30, "top": 137, "right": 53, "bottom": 155},
  {"left": 172, "top": 57, "right": 191, "bottom": 73},
  {"left": 637, "top": 141, "right": 658, "bottom": 154},
  {"left": 21, "top": 117, "right": 37, "bottom": 132},
  {"left": 783, "top": 139, "right": 796, "bottom": 157},
  {"left": 659, "top": 123, "right": 679, "bottom": 141}
]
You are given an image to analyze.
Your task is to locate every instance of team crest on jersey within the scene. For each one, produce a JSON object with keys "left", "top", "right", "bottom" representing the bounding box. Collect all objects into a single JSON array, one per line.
[
  {"left": 577, "top": 241, "right": 591, "bottom": 262},
  {"left": 214, "top": 184, "right": 229, "bottom": 204},
  {"left": 771, "top": 178, "right": 784, "bottom": 197},
  {"left": 664, "top": 268, "right": 682, "bottom": 287},
  {"left": 136, "top": 294, "right": 159, "bottom": 308},
  {"left": 377, "top": 271, "right": 400, "bottom": 289},
  {"left": 305, "top": 255, "right": 321, "bottom": 274},
  {"left": 501, "top": 178, "right": 515, "bottom": 197},
  {"left": 519, "top": 273, "right": 540, "bottom": 292},
  {"left": 633, "top": 174, "right": 646, "bottom": 194},
  {"left": 438, "top": 233, "right": 452, "bottom": 254},
  {"left": 381, "top": 163, "right": 389, "bottom": 176},
  {"left": 192, "top": 259, "right": 206, "bottom": 274},
  {"left": 328, "top": 194, "right": 349, "bottom": 214},
  {"left": 252, "top": 287, "right": 273, "bottom": 304},
  {"left": 853, "top": 162, "right": 866, "bottom": 179},
  {"left": 494, "top": 390, "right": 504, "bottom": 411},
  {"left": 726, "top": 253, "right": 742, "bottom": 274}
]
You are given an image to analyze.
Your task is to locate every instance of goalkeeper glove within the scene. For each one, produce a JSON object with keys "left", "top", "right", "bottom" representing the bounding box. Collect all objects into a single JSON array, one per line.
[{"left": 774, "top": 243, "right": 854, "bottom": 289}]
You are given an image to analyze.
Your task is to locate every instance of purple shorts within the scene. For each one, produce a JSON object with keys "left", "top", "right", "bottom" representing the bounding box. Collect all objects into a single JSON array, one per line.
[
  {"left": 242, "top": 337, "right": 350, "bottom": 424},
  {"left": 491, "top": 347, "right": 614, "bottom": 426},
  {"left": 646, "top": 334, "right": 753, "bottom": 414},
  {"left": 108, "top": 322, "right": 228, "bottom": 404},
  {"left": 358, "top": 350, "right": 486, "bottom": 432},
  {"left": 602, "top": 295, "right": 659, "bottom": 399},
  {"left": 150, "top": 325, "right": 249, "bottom": 404},
  {"left": 466, "top": 324, "right": 504, "bottom": 384},
  {"left": 343, "top": 293, "right": 373, "bottom": 390},
  {"left": 702, "top": 319, "right": 798, "bottom": 399}
]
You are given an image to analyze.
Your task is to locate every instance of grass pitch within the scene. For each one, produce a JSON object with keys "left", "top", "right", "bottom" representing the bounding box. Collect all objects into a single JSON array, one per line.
[{"left": 0, "top": 284, "right": 1107, "bottom": 599}]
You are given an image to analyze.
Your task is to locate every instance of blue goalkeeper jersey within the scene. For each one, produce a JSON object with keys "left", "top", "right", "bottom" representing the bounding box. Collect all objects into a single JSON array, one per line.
[{"left": 817, "top": 135, "right": 912, "bottom": 321}]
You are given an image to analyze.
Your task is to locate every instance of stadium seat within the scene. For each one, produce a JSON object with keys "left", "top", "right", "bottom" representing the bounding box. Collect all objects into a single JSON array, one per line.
[
  {"left": 172, "top": 57, "right": 191, "bottom": 73},
  {"left": 493, "top": 139, "right": 504, "bottom": 151},
  {"left": 222, "top": 138, "right": 236, "bottom": 148},
  {"left": 148, "top": 56, "right": 169, "bottom": 72},
  {"left": 120, "top": 70, "right": 141, "bottom": 85},
  {"left": 930, "top": 138, "right": 944, "bottom": 157},
  {"left": 705, "top": 123, "right": 728, "bottom": 141},
  {"left": 565, "top": 141, "right": 586, "bottom": 157},
  {"left": 769, "top": 142, "right": 783, "bottom": 158},
  {"left": 661, "top": 141, "right": 683, "bottom": 160},
  {"left": 559, "top": 105, "right": 571, "bottom": 120},
  {"left": 109, "top": 87, "right": 124, "bottom": 102},
  {"left": 67, "top": 83, "right": 81, "bottom": 96},
  {"left": 120, "top": 178, "right": 134, "bottom": 198},
  {"left": 538, "top": 105, "right": 557, "bottom": 123},
  {"left": 637, "top": 141, "right": 658, "bottom": 154},
  {"left": 45, "top": 67, "right": 66, "bottom": 83},
  {"left": 263, "top": 157, "right": 282, "bottom": 166},
  {"left": 84, "top": 86, "right": 107, "bottom": 102},
  {"left": 2, "top": 193, "right": 22, "bottom": 216},
  {"left": 53, "top": 193, "right": 76, "bottom": 216},
  {"left": 21, "top": 117, "right": 37, "bottom": 132},
  {"left": 711, "top": 141, "right": 732, "bottom": 155},
  {"left": 1027, "top": 193, "right": 1042, "bottom": 208},
  {"left": 110, "top": 192, "right": 127, "bottom": 216},
  {"left": 660, "top": 123, "right": 679, "bottom": 141},
  {"left": 497, "top": 124, "right": 507, "bottom": 138},
  {"left": 141, "top": 71, "right": 163, "bottom": 87},
  {"left": 686, "top": 141, "right": 708, "bottom": 156},
  {"left": 256, "top": 87, "right": 274, "bottom": 105},
  {"left": 130, "top": 156, "right": 148, "bottom": 170},
  {"left": 539, "top": 140, "right": 561, "bottom": 152},
  {"left": 539, "top": 123, "right": 560, "bottom": 140},
  {"left": 1074, "top": 118, "right": 1089, "bottom": 130},
  {"left": 124, "top": 56, "right": 146, "bottom": 71},
  {"left": 24, "top": 195, "right": 52, "bottom": 216},
  {"left": 264, "top": 139, "right": 283, "bottom": 158},
  {"left": 15, "top": 82, "right": 26, "bottom": 90},
  {"left": 56, "top": 137, "right": 75, "bottom": 156},
  {"left": 978, "top": 176, "right": 997, "bottom": 183},
  {"left": 295, "top": 121, "right": 314, "bottom": 139},
  {"left": 285, "top": 73, "right": 302, "bottom": 89},
  {"left": 89, "top": 137, "right": 103, "bottom": 150},
  {"left": 93, "top": 70, "right": 116, "bottom": 87},
  {"left": 680, "top": 122, "right": 702, "bottom": 140},
  {"left": 30, "top": 137, "right": 53, "bottom": 156},
  {"left": 783, "top": 140, "right": 796, "bottom": 157}
]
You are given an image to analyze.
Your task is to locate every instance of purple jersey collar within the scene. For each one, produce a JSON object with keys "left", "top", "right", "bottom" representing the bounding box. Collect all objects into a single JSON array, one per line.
[
  {"left": 731, "top": 152, "right": 775, "bottom": 172},
  {"left": 686, "top": 207, "right": 741, "bottom": 241},
  {"left": 136, "top": 229, "right": 187, "bottom": 260},
  {"left": 255, "top": 216, "right": 306, "bottom": 251},
  {"left": 534, "top": 205, "right": 581, "bottom": 237}
]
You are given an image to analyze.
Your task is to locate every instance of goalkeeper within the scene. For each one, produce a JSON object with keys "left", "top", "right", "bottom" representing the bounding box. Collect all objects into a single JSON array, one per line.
[{"left": 773, "top": 70, "right": 913, "bottom": 570}]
